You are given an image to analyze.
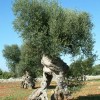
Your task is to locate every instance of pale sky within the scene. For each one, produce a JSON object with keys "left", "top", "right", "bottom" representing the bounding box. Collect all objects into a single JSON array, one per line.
[{"left": 0, "top": 0, "right": 100, "bottom": 71}]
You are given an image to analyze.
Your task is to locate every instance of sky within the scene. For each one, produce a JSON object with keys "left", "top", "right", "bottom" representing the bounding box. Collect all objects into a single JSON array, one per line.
[{"left": 0, "top": 0, "right": 100, "bottom": 71}]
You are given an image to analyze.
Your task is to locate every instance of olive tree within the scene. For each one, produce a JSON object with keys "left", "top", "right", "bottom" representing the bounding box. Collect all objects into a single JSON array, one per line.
[{"left": 12, "top": 0, "right": 95, "bottom": 78}]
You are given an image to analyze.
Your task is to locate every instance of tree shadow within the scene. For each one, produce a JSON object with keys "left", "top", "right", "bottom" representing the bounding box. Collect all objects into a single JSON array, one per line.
[
  {"left": 76, "top": 94, "right": 100, "bottom": 100},
  {"left": 34, "top": 86, "right": 40, "bottom": 89},
  {"left": 33, "top": 84, "right": 56, "bottom": 89},
  {"left": 48, "top": 85, "right": 56, "bottom": 89}
]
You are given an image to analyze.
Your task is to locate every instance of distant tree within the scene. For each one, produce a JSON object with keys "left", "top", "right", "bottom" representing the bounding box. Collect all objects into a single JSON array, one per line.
[
  {"left": 70, "top": 58, "right": 82, "bottom": 78},
  {"left": 82, "top": 55, "right": 96, "bottom": 75},
  {"left": 0, "top": 69, "right": 15, "bottom": 79},
  {"left": 0, "top": 69, "right": 2, "bottom": 75},
  {"left": 3, "top": 45, "right": 20, "bottom": 77},
  {"left": 2, "top": 71, "right": 15, "bottom": 79},
  {"left": 0, "top": 69, "right": 3, "bottom": 78},
  {"left": 12, "top": 0, "right": 95, "bottom": 75},
  {"left": 70, "top": 55, "right": 96, "bottom": 80},
  {"left": 92, "top": 64, "right": 100, "bottom": 75}
]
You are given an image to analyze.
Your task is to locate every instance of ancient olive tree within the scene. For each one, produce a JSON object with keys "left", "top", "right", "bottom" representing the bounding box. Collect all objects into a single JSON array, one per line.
[{"left": 12, "top": 0, "right": 95, "bottom": 99}]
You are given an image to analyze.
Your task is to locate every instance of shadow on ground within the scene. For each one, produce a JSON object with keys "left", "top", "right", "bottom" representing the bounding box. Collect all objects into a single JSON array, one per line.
[
  {"left": 48, "top": 85, "right": 56, "bottom": 89},
  {"left": 76, "top": 94, "right": 100, "bottom": 100}
]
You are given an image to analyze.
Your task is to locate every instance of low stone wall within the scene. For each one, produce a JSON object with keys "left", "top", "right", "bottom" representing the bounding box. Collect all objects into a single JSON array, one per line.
[
  {"left": 86, "top": 75, "right": 100, "bottom": 80},
  {"left": 0, "top": 78, "right": 22, "bottom": 83},
  {"left": 0, "top": 75, "right": 100, "bottom": 83}
]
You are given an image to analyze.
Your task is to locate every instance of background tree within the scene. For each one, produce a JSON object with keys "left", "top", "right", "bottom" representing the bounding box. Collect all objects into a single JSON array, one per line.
[
  {"left": 70, "top": 58, "right": 82, "bottom": 79},
  {"left": 0, "top": 69, "right": 3, "bottom": 78},
  {"left": 0, "top": 68, "right": 15, "bottom": 79},
  {"left": 81, "top": 55, "right": 96, "bottom": 75},
  {"left": 70, "top": 55, "right": 96, "bottom": 80},
  {"left": 12, "top": 0, "right": 95, "bottom": 76},
  {"left": 92, "top": 64, "right": 100, "bottom": 75},
  {"left": 3, "top": 45, "right": 20, "bottom": 77}
]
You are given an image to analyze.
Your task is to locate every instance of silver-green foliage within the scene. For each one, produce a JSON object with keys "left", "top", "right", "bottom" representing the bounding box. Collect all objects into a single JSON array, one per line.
[{"left": 13, "top": 0, "right": 94, "bottom": 58}]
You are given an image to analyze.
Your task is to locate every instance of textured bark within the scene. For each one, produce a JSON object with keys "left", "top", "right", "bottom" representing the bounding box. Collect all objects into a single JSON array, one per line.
[{"left": 28, "top": 55, "right": 69, "bottom": 100}]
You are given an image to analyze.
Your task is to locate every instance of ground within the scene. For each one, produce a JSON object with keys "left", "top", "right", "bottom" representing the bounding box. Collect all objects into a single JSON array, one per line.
[
  {"left": 72, "top": 80, "right": 100, "bottom": 100},
  {"left": 0, "top": 80, "right": 100, "bottom": 100}
]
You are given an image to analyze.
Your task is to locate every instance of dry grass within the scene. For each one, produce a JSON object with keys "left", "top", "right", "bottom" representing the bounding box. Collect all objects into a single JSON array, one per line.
[
  {"left": 72, "top": 80, "right": 100, "bottom": 100},
  {"left": 0, "top": 80, "right": 100, "bottom": 100}
]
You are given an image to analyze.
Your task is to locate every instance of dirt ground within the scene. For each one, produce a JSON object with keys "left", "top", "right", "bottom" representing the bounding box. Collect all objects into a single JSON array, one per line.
[
  {"left": 72, "top": 80, "right": 100, "bottom": 100},
  {"left": 0, "top": 80, "right": 100, "bottom": 100}
]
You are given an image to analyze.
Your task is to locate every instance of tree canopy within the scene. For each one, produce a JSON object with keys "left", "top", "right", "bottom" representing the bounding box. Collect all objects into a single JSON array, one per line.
[
  {"left": 17, "top": 42, "right": 42, "bottom": 77},
  {"left": 13, "top": 0, "right": 94, "bottom": 58}
]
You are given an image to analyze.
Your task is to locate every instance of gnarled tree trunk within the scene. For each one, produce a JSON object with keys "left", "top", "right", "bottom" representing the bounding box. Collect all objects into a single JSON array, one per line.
[{"left": 28, "top": 55, "right": 70, "bottom": 100}]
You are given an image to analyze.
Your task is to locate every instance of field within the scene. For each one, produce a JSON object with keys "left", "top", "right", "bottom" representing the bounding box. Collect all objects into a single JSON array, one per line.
[{"left": 0, "top": 80, "right": 100, "bottom": 100}]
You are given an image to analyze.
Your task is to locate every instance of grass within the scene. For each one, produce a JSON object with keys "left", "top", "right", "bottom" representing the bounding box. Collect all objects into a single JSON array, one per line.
[
  {"left": 0, "top": 80, "right": 100, "bottom": 100},
  {"left": 72, "top": 80, "right": 100, "bottom": 100},
  {"left": 0, "top": 82, "right": 32, "bottom": 100}
]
